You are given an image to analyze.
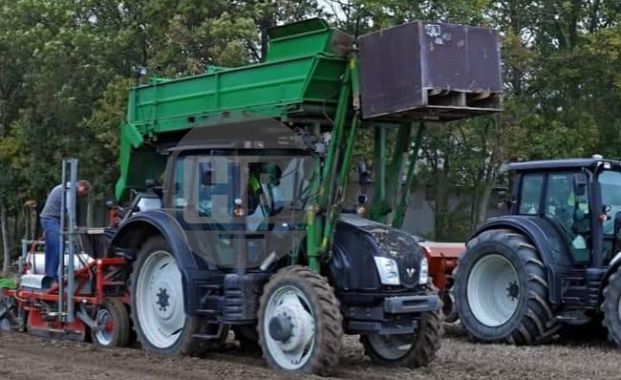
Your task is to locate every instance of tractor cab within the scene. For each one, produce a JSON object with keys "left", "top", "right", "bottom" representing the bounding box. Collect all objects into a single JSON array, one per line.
[
  {"left": 157, "top": 120, "right": 313, "bottom": 271},
  {"left": 456, "top": 156, "right": 621, "bottom": 348},
  {"left": 505, "top": 157, "right": 621, "bottom": 267}
]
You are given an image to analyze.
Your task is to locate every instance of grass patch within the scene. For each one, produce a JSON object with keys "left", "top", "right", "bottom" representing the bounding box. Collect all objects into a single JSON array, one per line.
[{"left": 0, "top": 277, "right": 17, "bottom": 289}]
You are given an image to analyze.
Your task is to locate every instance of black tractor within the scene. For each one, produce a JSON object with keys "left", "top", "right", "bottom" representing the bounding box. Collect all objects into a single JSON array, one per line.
[{"left": 455, "top": 157, "right": 621, "bottom": 345}]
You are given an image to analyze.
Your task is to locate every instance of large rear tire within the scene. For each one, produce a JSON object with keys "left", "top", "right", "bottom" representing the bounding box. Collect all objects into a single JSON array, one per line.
[
  {"left": 258, "top": 266, "right": 343, "bottom": 376},
  {"left": 602, "top": 266, "right": 621, "bottom": 346},
  {"left": 130, "top": 236, "right": 205, "bottom": 356},
  {"left": 360, "top": 309, "right": 443, "bottom": 367},
  {"left": 455, "top": 229, "right": 559, "bottom": 344}
]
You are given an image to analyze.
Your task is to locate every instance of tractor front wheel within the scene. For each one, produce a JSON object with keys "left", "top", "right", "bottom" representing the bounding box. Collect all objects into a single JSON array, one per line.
[
  {"left": 258, "top": 266, "right": 343, "bottom": 376},
  {"left": 602, "top": 266, "right": 621, "bottom": 346},
  {"left": 360, "top": 309, "right": 442, "bottom": 367}
]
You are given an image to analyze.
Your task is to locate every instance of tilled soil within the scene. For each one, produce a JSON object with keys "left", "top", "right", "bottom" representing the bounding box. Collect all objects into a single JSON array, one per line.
[{"left": 0, "top": 324, "right": 619, "bottom": 380}]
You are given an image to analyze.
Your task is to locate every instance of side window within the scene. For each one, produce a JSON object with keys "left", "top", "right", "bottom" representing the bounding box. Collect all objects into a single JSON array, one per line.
[
  {"left": 173, "top": 156, "right": 187, "bottom": 208},
  {"left": 544, "top": 172, "right": 590, "bottom": 262},
  {"left": 173, "top": 155, "right": 237, "bottom": 219},
  {"left": 198, "top": 159, "right": 239, "bottom": 218},
  {"left": 599, "top": 170, "right": 621, "bottom": 235},
  {"left": 544, "top": 173, "right": 589, "bottom": 224},
  {"left": 545, "top": 174, "right": 575, "bottom": 217},
  {"left": 518, "top": 174, "right": 544, "bottom": 215},
  {"left": 197, "top": 161, "right": 215, "bottom": 216}
]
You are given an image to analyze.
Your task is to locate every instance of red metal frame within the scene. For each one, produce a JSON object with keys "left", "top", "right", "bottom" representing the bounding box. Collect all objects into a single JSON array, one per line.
[
  {"left": 5, "top": 257, "right": 127, "bottom": 305},
  {"left": 4, "top": 257, "right": 128, "bottom": 338},
  {"left": 27, "top": 308, "right": 87, "bottom": 341},
  {"left": 420, "top": 242, "right": 464, "bottom": 292}
]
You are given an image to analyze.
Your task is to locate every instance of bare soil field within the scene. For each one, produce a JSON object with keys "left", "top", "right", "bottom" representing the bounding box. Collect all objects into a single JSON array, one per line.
[{"left": 0, "top": 324, "right": 618, "bottom": 380}]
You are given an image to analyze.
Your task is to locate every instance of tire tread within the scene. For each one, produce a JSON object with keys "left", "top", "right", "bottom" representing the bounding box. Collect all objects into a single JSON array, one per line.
[
  {"left": 258, "top": 265, "right": 343, "bottom": 376},
  {"left": 455, "top": 229, "right": 558, "bottom": 345}
]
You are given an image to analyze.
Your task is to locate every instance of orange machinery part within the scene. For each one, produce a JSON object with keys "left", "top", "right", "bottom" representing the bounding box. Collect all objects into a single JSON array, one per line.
[{"left": 419, "top": 241, "right": 465, "bottom": 292}]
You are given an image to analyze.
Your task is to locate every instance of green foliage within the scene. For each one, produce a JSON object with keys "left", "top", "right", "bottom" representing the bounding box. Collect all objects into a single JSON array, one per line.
[
  {"left": 332, "top": 0, "right": 621, "bottom": 240},
  {"left": 1, "top": 0, "right": 621, "bottom": 247},
  {"left": 0, "top": 277, "right": 16, "bottom": 289},
  {"left": 0, "top": 0, "right": 324, "bottom": 269}
]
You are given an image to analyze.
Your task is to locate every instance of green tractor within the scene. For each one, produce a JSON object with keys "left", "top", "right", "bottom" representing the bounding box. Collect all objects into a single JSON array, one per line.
[
  {"left": 456, "top": 157, "right": 621, "bottom": 345},
  {"left": 102, "top": 19, "right": 502, "bottom": 375}
]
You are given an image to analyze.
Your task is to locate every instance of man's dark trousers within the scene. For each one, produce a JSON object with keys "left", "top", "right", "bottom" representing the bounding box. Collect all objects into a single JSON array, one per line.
[{"left": 41, "top": 217, "right": 60, "bottom": 280}]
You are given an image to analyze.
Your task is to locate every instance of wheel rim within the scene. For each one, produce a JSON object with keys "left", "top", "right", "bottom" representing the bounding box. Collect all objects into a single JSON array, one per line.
[
  {"left": 94, "top": 308, "right": 113, "bottom": 346},
  {"left": 366, "top": 334, "right": 413, "bottom": 360},
  {"left": 466, "top": 254, "right": 520, "bottom": 327},
  {"left": 135, "top": 250, "right": 185, "bottom": 349},
  {"left": 263, "top": 285, "right": 315, "bottom": 370}
]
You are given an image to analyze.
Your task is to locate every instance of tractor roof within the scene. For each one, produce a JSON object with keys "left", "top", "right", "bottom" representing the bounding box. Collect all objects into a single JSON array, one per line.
[{"left": 504, "top": 157, "right": 621, "bottom": 172}]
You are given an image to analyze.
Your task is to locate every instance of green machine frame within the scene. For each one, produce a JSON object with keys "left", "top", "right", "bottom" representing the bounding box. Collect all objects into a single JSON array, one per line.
[{"left": 117, "top": 18, "right": 502, "bottom": 273}]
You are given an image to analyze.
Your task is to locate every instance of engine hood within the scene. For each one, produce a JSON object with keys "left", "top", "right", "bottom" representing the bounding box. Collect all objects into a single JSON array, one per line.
[{"left": 327, "top": 214, "right": 425, "bottom": 292}]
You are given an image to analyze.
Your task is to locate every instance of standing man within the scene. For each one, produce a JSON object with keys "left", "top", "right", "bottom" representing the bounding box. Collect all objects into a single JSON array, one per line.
[{"left": 40, "top": 180, "right": 90, "bottom": 280}]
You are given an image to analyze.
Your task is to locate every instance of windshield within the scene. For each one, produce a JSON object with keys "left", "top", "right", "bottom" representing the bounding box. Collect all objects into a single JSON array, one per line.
[
  {"left": 599, "top": 170, "right": 621, "bottom": 235},
  {"left": 171, "top": 151, "right": 313, "bottom": 269},
  {"left": 173, "top": 153, "right": 314, "bottom": 223}
]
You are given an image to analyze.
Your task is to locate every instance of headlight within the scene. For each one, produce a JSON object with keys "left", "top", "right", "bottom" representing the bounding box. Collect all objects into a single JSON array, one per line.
[
  {"left": 418, "top": 256, "right": 429, "bottom": 285},
  {"left": 374, "top": 257, "right": 400, "bottom": 285}
]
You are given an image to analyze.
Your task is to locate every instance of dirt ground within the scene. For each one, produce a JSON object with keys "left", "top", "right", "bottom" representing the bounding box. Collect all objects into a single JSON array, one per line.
[{"left": 0, "top": 324, "right": 619, "bottom": 380}]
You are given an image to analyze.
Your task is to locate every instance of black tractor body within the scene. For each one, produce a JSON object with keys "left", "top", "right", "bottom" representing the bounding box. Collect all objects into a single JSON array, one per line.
[{"left": 456, "top": 157, "right": 621, "bottom": 344}]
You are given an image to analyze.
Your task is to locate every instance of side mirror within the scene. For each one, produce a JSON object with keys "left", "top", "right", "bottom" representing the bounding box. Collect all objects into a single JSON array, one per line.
[
  {"left": 573, "top": 173, "right": 588, "bottom": 196},
  {"left": 105, "top": 200, "right": 116, "bottom": 209}
]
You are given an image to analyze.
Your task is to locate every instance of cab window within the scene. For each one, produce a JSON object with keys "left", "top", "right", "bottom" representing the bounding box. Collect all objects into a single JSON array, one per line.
[
  {"left": 544, "top": 172, "right": 590, "bottom": 262},
  {"left": 599, "top": 170, "right": 621, "bottom": 236},
  {"left": 518, "top": 174, "right": 544, "bottom": 215}
]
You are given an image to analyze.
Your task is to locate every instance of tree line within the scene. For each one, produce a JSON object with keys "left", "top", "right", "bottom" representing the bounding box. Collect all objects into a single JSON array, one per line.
[{"left": 1, "top": 0, "right": 620, "bottom": 272}]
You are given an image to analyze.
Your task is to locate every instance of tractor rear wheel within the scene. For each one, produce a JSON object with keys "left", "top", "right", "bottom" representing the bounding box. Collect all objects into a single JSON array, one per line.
[
  {"left": 602, "top": 266, "right": 621, "bottom": 346},
  {"left": 130, "top": 236, "right": 205, "bottom": 356},
  {"left": 258, "top": 266, "right": 343, "bottom": 376},
  {"left": 455, "top": 229, "right": 558, "bottom": 344},
  {"left": 360, "top": 309, "right": 442, "bottom": 367},
  {"left": 91, "top": 298, "right": 130, "bottom": 348}
]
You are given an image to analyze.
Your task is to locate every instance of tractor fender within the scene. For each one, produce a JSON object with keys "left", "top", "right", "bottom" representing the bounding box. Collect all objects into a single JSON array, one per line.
[
  {"left": 109, "top": 209, "right": 206, "bottom": 315},
  {"left": 471, "top": 215, "right": 571, "bottom": 304}
]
